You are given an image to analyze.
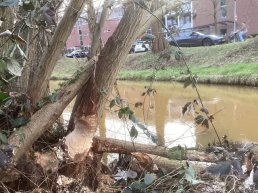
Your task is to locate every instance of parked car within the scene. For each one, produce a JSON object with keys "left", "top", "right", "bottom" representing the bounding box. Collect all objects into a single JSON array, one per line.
[
  {"left": 168, "top": 31, "right": 226, "bottom": 47},
  {"left": 66, "top": 50, "right": 88, "bottom": 58},
  {"left": 129, "top": 41, "right": 151, "bottom": 53}
]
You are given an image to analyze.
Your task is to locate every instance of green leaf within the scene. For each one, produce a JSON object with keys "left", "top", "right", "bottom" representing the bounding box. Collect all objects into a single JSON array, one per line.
[
  {"left": 182, "top": 102, "right": 191, "bottom": 115},
  {"left": 118, "top": 111, "right": 123, "bottom": 119},
  {"left": 194, "top": 115, "right": 205, "bottom": 125},
  {"left": 0, "top": 92, "right": 8, "bottom": 102},
  {"left": 0, "top": 132, "right": 8, "bottom": 144},
  {"left": 109, "top": 99, "right": 116, "bottom": 109},
  {"left": 9, "top": 117, "right": 29, "bottom": 128},
  {"left": 168, "top": 145, "right": 187, "bottom": 160},
  {"left": 144, "top": 173, "right": 154, "bottom": 185},
  {"left": 129, "top": 126, "right": 138, "bottom": 138}
]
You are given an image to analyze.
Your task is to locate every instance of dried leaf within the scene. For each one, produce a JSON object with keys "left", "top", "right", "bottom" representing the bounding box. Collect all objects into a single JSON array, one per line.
[{"left": 5, "top": 58, "right": 22, "bottom": 76}]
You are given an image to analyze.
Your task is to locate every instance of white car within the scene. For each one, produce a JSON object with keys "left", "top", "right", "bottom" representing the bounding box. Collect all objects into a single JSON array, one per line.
[{"left": 129, "top": 41, "right": 151, "bottom": 53}]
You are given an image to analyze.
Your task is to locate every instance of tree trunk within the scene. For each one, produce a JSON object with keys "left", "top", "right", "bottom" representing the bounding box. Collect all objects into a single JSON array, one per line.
[
  {"left": 6, "top": 61, "right": 94, "bottom": 163},
  {"left": 27, "top": 0, "right": 87, "bottom": 107},
  {"left": 151, "top": 1, "right": 167, "bottom": 53},
  {"left": 66, "top": 1, "right": 153, "bottom": 160},
  {"left": 0, "top": 7, "right": 14, "bottom": 56}
]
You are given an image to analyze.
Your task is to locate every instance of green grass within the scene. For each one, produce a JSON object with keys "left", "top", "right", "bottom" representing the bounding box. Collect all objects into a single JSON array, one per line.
[
  {"left": 52, "top": 37, "right": 258, "bottom": 81},
  {"left": 120, "top": 36, "right": 258, "bottom": 80},
  {"left": 51, "top": 58, "right": 86, "bottom": 79}
]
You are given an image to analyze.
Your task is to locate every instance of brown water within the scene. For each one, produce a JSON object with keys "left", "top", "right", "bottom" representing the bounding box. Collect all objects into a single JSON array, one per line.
[{"left": 51, "top": 81, "right": 258, "bottom": 148}]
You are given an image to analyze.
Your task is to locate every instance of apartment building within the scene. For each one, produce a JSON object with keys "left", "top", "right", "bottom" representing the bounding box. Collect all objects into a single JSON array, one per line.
[
  {"left": 166, "top": 0, "right": 258, "bottom": 36},
  {"left": 65, "top": 5, "right": 123, "bottom": 52}
]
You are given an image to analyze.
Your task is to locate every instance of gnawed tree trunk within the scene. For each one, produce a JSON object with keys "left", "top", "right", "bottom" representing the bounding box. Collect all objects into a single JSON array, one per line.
[
  {"left": 92, "top": 137, "right": 220, "bottom": 162},
  {"left": 68, "top": 0, "right": 111, "bottom": 131},
  {"left": 66, "top": 1, "right": 153, "bottom": 161},
  {"left": 151, "top": 1, "right": 167, "bottom": 53},
  {"left": 7, "top": 61, "right": 94, "bottom": 163},
  {"left": 27, "top": 0, "right": 87, "bottom": 107}
]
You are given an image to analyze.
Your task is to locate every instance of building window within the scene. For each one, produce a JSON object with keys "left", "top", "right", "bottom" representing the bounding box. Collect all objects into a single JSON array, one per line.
[
  {"left": 80, "top": 41, "right": 84, "bottom": 46},
  {"left": 79, "top": 30, "right": 82, "bottom": 35},
  {"left": 220, "top": 0, "right": 227, "bottom": 18}
]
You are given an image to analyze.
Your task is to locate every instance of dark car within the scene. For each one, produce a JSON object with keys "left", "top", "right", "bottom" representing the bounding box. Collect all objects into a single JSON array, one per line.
[
  {"left": 168, "top": 31, "right": 226, "bottom": 47},
  {"left": 66, "top": 50, "right": 88, "bottom": 58}
]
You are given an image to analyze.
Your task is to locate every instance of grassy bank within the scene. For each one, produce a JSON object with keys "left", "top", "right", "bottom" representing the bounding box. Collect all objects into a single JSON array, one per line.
[{"left": 52, "top": 37, "right": 258, "bottom": 86}]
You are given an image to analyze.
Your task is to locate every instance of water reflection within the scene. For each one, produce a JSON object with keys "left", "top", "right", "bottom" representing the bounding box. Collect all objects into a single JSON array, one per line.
[{"left": 51, "top": 81, "right": 258, "bottom": 148}]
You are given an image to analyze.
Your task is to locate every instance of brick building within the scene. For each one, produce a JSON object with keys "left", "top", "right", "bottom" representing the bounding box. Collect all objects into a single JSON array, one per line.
[
  {"left": 166, "top": 0, "right": 258, "bottom": 36},
  {"left": 65, "top": 6, "right": 123, "bottom": 53}
]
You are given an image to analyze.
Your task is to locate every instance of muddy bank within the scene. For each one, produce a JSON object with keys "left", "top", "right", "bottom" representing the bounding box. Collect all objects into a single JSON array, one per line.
[{"left": 118, "top": 75, "right": 258, "bottom": 87}]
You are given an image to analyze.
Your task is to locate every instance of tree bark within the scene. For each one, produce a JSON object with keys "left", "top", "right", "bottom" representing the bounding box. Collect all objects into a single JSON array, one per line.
[
  {"left": 151, "top": 0, "right": 167, "bottom": 53},
  {"left": 0, "top": 7, "right": 14, "bottom": 56},
  {"left": 66, "top": 1, "right": 153, "bottom": 160},
  {"left": 27, "top": 0, "right": 87, "bottom": 107},
  {"left": 7, "top": 61, "right": 95, "bottom": 163}
]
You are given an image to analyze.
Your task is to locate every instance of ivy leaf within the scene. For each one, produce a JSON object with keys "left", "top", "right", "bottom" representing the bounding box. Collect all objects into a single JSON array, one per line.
[
  {"left": 109, "top": 99, "right": 116, "bottom": 109},
  {"left": 0, "top": 0, "right": 19, "bottom": 7},
  {"left": 144, "top": 173, "right": 154, "bottom": 185},
  {"left": 194, "top": 115, "right": 205, "bottom": 125},
  {"left": 200, "top": 107, "right": 209, "bottom": 114},
  {"left": 182, "top": 102, "right": 191, "bottom": 115},
  {"left": 130, "top": 126, "right": 138, "bottom": 138},
  {"left": 9, "top": 117, "right": 29, "bottom": 128},
  {"left": 201, "top": 118, "right": 209, "bottom": 129},
  {"left": 0, "top": 132, "right": 8, "bottom": 144}
]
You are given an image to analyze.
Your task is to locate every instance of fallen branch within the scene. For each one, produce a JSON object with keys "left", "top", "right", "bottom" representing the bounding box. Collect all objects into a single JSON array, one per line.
[{"left": 92, "top": 136, "right": 219, "bottom": 162}]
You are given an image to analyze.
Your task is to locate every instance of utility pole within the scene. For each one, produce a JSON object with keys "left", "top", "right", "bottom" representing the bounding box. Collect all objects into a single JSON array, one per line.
[{"left": 233, "top": 0, "right": 237, "bottom": 42}]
